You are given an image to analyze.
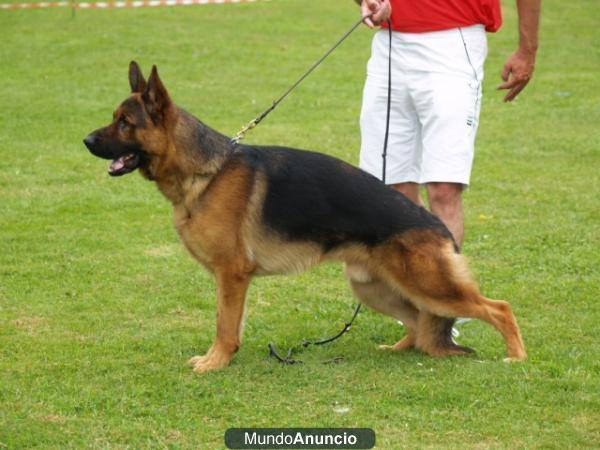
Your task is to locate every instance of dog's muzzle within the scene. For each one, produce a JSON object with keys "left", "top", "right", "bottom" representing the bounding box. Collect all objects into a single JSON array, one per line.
[
  {"left": 83, "top": 134, "right": 97, "bottom": 150},
  {"left": 83, "top": 132, "right": 143, "bottom": 177}
]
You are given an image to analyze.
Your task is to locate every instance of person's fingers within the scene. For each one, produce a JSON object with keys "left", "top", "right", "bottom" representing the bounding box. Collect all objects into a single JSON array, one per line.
[
  {"left": 497, "top": 78, "right": 520, "bottom": 91},
  {"left": 504, "top": 80, "right": 529, "bottom": 102},
  {"left": 363, "top": 0, "right": 375, "bottom": 9},
  {"left": 498, "top": 49, "right": 535, "bottom": 101},
  {"left": 375, "top": 0, "right": 391, "bottom": 22},
  {"left": 361, "top": 4, "right": 375, "bottom": 28},
  {"left": 504, "top": 87, "right": 519, "bottom": 102},
  {"left": 501, "top": 63, "right": 511, "bottom": 82},
  {"left": 362, "top": 0, "right": 391, "bottom": 28},
  {"left": 366, "top": 0, "right": 380, "bottom": 13},
  {"left": 363, "top": 0, "right": 386, "bottom": 23}
]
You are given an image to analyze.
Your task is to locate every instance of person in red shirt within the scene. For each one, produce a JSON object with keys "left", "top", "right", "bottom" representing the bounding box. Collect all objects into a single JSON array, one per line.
[{"left": 356, "top": 0, "right": 540, "bottom": 246}]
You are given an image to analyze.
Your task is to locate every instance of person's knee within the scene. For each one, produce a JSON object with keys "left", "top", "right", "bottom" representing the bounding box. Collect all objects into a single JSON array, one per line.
[
  {"left": 427, "top": 182, "right": 463, "bottom": 208},
  {"left": 392, "top": 182, "right": 421, "bottom": 204}
]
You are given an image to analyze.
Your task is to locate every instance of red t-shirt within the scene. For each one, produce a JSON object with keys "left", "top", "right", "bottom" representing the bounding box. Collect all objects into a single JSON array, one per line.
[{"left": 385, "top": 0, "right": 503, "bottom": 33}]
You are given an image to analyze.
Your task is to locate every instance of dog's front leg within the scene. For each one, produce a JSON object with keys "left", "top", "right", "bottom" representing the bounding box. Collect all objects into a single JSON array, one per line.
[{"left": 189, "top": 268, "right": 250, "bottom": 373}]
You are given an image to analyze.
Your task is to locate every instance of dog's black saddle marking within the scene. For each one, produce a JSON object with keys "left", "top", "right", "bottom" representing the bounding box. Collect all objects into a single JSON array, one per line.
[{"left": 237, "top": 146, "right": 452, "bottom": 251}]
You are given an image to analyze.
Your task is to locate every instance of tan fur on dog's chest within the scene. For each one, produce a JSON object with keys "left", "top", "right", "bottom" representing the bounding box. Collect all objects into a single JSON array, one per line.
[
  {"left": 169, "top": 163, "right": 255, "bottom": 273},
  {"left": 172, "top": 166, "right": 326, "bottom": 276}
]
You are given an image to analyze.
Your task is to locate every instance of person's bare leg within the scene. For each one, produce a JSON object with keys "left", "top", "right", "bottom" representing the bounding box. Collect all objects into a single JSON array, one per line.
[
  {"left": 426, "top": 182, "right": 464, "bottom": 247},
  {"left": 391, "top": 182, "right": 423, "bottom": 206}
]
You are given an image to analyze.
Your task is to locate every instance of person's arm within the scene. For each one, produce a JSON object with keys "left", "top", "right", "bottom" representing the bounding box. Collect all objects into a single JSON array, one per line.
[
  {"left": 498, "top": 0, "right": 541, "bottom": 102},
  {"left": 354, "top": 0, "right": 392, "bottom": 29}
]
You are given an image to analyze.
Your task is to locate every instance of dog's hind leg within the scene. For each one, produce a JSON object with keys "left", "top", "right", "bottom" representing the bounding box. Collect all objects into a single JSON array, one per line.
[
  {"left": 419, "top": 294, "right": 527, "bottom": 361},
  {"left": 189, "top": 268, "right": 250, "bottom": 373},
  {"left": 346, "top": 264, "right": 472, "bottom": 354},
  {"left": 415, "top": 312, "right": 475, "bottom": 356},
  {"left": 346, "top": 264, "right": 418, "bottom": 350},
  {"left": 376, "top": 235, "right": 526, "bottom": 360}
]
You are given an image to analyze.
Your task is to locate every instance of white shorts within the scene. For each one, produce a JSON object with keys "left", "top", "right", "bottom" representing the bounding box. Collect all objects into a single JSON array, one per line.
[{"left": 359, "top": 25, "right": 488, "bottom": 185}]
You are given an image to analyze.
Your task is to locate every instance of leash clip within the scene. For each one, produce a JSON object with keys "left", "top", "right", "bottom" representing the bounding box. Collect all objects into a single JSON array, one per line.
[{"left": 230, "top": 119, "right": 257, "bottom": 145}]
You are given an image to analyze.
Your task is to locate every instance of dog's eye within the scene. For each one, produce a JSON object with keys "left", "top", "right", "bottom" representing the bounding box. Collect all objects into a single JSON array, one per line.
[{"left": 118, "top": 118, "right": 130, "bottom": 131}]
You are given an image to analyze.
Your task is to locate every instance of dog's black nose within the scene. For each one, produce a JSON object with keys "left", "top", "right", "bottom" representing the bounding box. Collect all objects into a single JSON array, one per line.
[{"left": 83, "top": 134, "right": 96, "bottom": 149}]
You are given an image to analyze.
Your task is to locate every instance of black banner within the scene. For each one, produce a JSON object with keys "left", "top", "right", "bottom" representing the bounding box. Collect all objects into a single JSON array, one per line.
[{"left": 225, "top": 428, "right": 375, "bottom": 449}]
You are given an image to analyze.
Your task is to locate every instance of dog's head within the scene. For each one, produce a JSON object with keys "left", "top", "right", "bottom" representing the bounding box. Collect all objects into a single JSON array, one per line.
[{"left": 84, "top": 61, "right": 173, "bottom": 178}]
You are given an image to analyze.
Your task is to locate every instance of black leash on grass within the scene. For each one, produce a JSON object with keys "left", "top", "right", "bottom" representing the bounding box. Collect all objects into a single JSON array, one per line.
[
  {"left": 268, "top": 302, "right": 362, "bottom": 365},
  {"left": 232, "top": 18, "right": 393, "bottom": 364}
]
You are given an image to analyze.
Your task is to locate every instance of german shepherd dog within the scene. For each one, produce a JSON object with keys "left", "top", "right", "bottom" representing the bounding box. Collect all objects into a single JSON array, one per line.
[{"left": 84, "top": 62, "right": 526, "bottom": 373}]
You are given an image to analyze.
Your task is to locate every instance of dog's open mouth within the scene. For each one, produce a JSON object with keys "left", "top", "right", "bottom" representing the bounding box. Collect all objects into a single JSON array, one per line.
[{"left": 109, "top": 153, "right": 140, "bottom": 176}]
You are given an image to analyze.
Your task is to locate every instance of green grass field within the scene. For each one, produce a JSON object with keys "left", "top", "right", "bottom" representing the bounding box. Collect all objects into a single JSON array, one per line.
[{"left": 1, "top": 0, "right": 599, "bottom": 448}]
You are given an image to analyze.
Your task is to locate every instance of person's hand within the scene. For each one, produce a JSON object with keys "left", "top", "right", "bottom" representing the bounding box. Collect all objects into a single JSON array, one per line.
[
  {"left": 497, "top": 48, "right": 536, "bottom": 102},
  {"left": 361, "top": 0, "right": 392, "bottom": 29}
]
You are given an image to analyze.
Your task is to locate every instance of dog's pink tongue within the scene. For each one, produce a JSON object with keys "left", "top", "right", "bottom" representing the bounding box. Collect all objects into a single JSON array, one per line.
[{"left": 110, "top": 158, "right": 125, "bottom": 172}]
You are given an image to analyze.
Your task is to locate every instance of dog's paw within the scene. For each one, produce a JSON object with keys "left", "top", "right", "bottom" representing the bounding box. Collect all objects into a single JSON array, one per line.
[
  {"left": 192, "top": 353, "right": 231, "bottom": 373},
  {"left": 503, "top": 348, "right": 527, "bottom": 363},
  {"left": 503, "top": 355, "right": 527, "bottom": 363},
  {"left": 378, "top": 335, "right": 415, "bottom": 351},
  {"left": 188, "top": 355, "right": 207, "bottom": 367},
  {"left": 378, "top": 344, "right": 411, "bottom": 351},
  {"left": 189, "top": 352, "right": 231, "bottom": 373}
]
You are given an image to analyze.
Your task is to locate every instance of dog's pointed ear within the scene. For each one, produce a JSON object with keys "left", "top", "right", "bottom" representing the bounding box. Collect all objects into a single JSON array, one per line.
[
  {"left": 128, "top": 61, "right": 147, "bottom": 93},
  {"left": 142, "top": 65, "right": 172, "bottom": 122}
]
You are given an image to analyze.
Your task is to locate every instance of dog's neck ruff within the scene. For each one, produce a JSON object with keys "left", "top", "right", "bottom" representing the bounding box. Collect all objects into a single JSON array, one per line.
[{"left": 151, "top": 111, "right": 234, "bottom": 206}]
